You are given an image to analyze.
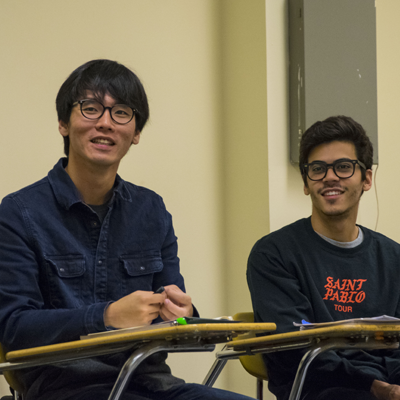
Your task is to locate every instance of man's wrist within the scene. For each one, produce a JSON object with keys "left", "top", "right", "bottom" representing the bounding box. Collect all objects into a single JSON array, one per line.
[{"left": 103, "top": 301, "right": 115, "bottom": 329}]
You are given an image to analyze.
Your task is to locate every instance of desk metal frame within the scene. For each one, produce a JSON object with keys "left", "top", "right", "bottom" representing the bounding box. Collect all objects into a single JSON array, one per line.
[
  {"left": 203, "top": 323, "right": 400, "bottom": 400},
  {"left": 0, "top": 322, "right": 275, "bottom": 400}
]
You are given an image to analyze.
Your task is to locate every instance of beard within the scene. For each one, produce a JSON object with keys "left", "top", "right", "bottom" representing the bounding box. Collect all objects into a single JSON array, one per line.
[{"left": 309, "top": 187, "right": 363, "bottom": 220}]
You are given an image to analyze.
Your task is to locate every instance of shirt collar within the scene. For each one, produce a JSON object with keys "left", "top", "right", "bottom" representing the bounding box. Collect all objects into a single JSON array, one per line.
[
  {"left": 316, "top": 226, "right": 364, "bottom": 249},
  {"left": 48, "top": 158, "right": 132, "bottom": 209}
]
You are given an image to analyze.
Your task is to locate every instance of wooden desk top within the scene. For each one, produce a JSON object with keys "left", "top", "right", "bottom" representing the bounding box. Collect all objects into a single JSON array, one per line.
[
  {"left": 6, "top": 322, "right": 276, "bottom": 362},
  {"left": 229, "top": 322, "right": 400, "bottom": 350}
]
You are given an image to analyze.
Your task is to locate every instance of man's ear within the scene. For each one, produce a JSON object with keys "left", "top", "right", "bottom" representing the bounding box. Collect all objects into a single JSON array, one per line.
[
  {"left": 362, "top": 169, "right": 373, "bottom": 193},
  {"left": 59, "top": 120, "right": 69, "bottom": 137},
  {"left": 132, "top": 130, "right": 141, "bottom": 145},
  {"left": 302, "top": 174, "right": 310, "bottom": 195}
]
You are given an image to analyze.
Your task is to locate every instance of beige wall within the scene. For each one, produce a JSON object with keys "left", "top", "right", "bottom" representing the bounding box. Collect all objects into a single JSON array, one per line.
[
  {"left": 217, "top": 0, "right": 270, "bottom": 396},
  {"left": 0, "top": 0, "right": 226, "bottom": 395},
  {"left": 375, "top": 0, "right": 400, "bottom": 241},
  {"left": 1, "top": 0, "right": 400, "bottom": 399}
]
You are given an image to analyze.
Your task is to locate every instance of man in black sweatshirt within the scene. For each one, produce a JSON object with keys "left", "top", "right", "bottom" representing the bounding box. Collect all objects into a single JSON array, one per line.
[{"left": 247, "top": 116, "right": 400, "bottom": 400}]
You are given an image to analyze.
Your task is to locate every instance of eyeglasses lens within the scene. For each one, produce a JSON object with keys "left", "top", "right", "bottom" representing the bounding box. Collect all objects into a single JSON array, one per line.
[
  {"left": 111, "top": 105, "right": 134, "bottom": 123},
  {"left": 81, "top": 100, "right": 134, "bottom": 123},
  {"left": 308, "top": 161, "right": 354, "bottom": 180}
]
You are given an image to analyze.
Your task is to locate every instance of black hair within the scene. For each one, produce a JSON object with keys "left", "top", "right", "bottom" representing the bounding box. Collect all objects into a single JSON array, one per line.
[
  {"left": 299, "top": 115, "right": 373, "bottom": 186},
  {"left": 56, "top": 59, "right": 149, "bottom": 156}
]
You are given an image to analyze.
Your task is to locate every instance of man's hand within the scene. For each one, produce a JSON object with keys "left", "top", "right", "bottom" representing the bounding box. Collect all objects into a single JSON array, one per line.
[
  {"left": 371, "top": 380, "right": 400, "bottom": 400},
  {"left": 104, "top": 290, "right": 166, "bottom": 329},
  {"left": 159, "top": 285, "right": 193, "bottom": 321}
]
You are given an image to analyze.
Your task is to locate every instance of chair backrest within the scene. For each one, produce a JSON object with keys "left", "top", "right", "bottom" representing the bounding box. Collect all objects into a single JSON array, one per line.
[
  {"left": 232, "top": 312, "right": 268, "bottom": 381},
  {"left": 0, "top": 343, "right": 24, "bottom": 395}
]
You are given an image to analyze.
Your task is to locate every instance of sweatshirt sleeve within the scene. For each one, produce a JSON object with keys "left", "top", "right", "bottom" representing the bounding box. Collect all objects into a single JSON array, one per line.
[{"left": 247, "top": 246, "right": 385, "bottom": 399}]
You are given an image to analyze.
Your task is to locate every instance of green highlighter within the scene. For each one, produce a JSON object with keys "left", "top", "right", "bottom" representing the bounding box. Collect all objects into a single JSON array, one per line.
[{"left": 176, "top": 317, "right": 240, "bottom": 325}]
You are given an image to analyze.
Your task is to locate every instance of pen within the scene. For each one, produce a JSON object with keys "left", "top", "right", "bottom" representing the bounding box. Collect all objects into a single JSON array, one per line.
[{"left": 154, "top": 286, "right": 165, "bottom": 294}]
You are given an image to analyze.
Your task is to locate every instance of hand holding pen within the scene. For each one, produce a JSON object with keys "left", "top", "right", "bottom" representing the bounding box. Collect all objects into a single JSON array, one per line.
[
  {"left": 154, "top": 286, "right": 165, "bottom": 294},
  {"left": 159, "top": 284, "right": 194, "bottom": 321}
]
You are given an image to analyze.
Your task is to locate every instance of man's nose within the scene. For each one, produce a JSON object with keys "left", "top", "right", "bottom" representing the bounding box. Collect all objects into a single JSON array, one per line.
[
  {"left": 323, "top": 166, "right": 339, "bottom": 180},
  {"left": 96, "top": 108, "right": 114, "bottom": 128}
]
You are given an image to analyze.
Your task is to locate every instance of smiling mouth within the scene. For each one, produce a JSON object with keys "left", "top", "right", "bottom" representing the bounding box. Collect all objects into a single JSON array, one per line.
[
  {"left": 323, "top": 190, "right": 342, "bottom": 196},
  {"left": 91, "top": 138, "right": 115, "bottom": 146}
]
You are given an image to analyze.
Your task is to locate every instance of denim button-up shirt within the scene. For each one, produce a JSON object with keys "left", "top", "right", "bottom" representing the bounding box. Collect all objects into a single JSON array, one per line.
[{"left": 0, "top": 158, "right": 187, "bottom": 396}]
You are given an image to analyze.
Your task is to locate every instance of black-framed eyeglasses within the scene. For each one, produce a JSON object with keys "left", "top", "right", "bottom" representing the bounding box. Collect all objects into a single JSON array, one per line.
[
  {"left": 302, "top": 158, "right": 367, "bottom": 181},
  {"left": 73, "top": 99, "right": 137, "bottom": 124}
]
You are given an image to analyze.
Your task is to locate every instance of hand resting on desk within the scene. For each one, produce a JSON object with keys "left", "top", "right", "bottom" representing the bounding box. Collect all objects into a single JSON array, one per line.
[{"left": 103, "top": 285, "right": 193, "bottom": 329}]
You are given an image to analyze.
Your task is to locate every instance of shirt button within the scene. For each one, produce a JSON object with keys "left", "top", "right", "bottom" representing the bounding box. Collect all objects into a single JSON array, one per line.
[
  {"left": 92, "top": 221, "right": 98, "bottom": 227},
  {"left": 140, "top": 266, "right": 145, "bottom": 271},
  {"left": 98, "top": 260, "right": 103, "bottom": 265}
]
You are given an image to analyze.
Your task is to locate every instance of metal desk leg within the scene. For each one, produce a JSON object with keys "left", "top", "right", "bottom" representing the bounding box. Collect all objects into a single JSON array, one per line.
[
  {"left": 202, "top": 358, "right": 228, "bottom": 386},
  {"left": 203, "top": 345, "right": 234, "bottom": 387},
  {"left": 288, "top": 345, "right": 326, "bottom": 400},
  {"left": 287, "top": 338, "right": 398, "bottom": 400},
  {"left": 108, "top": 341, "right": 215, "bottom": 400}
]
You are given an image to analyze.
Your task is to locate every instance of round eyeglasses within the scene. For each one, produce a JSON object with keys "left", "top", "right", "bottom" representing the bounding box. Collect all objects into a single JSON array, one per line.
[
  {"left": 73, "top": 99, "right": 137, "bottom": 124},
  {"left": 302, "top": 158, "right": 367, "bottom": 181}
]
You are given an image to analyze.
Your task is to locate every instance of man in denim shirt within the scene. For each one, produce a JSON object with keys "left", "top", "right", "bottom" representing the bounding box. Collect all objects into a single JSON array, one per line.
[{"left": 0, "top": 60, "right": 254, "bottom": 400}]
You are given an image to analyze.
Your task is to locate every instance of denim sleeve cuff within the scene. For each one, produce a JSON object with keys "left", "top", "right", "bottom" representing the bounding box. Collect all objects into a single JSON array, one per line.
[
  {"left": 355, "top": 373, "right": 382, "bottom": 392},
  {"left": 103, "top": 301, "right": 117, "bottom": 330},
  {"left": 84, "top": 301, "right": 111, "bottom": 334}
]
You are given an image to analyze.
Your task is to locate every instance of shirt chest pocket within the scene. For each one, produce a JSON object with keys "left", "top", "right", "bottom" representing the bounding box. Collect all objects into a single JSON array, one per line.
[
  {"left": 44, "top": 255, "right": 86, "bottom": 308},
  {"left": 119, "top": 252, "right": 163, "bottom": 295}
]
